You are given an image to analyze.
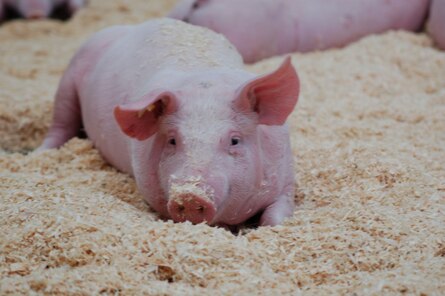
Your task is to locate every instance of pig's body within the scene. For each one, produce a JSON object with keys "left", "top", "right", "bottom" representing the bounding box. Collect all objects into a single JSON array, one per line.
[
  {"left": 40, "top": 19, "right": 300, "bottom": 227},
  {"left": 1, "top": 0, "right": 84, "bottom": 20},
  {"left": 169, "top": 0, "right": 429, "bottom": 63}
]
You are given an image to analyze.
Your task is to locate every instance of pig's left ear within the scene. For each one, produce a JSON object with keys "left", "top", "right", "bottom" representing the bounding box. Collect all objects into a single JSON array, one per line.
[
  {"left": 114, "top": 91, "right": 178, "bottom": 141},
  {"left": 235, "top": 56, "right": 300, "bottom": 125}
]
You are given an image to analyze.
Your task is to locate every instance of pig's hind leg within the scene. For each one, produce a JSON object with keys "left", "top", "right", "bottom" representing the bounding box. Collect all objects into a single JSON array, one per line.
[{"left": 37, "top": 69, "right": 81, "bottom": 151}]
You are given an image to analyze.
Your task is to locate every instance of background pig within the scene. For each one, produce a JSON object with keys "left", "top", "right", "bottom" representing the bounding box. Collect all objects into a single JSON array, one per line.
[
  {"left": 169, "top": 0, "right": 429, "bottom": 63},
  {"left": 1, "top": 0, "right": 84, "bottom": 20},
  {"left": 39, "top": 18, "right": 300, "bottom": 227},
  {"left": 428, "top": 0, "right": 445, "bottom": 50}
]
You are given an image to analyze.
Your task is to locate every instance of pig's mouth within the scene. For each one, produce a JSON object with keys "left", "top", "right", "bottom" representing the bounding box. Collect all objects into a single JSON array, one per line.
[{"left": 167, "top": 179, "right": 217, "bottom": 224}]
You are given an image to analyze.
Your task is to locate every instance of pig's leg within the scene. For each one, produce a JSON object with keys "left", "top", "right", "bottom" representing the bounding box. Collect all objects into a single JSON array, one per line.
[
  {"left": 428, "top": 0, "right": 445, "bottom": 50},
  {"left": 38, "top": 69, "right": 81, "bottom": 151},
  {"left": 260, "top": 191, "right": 295, "bottom": 226}
]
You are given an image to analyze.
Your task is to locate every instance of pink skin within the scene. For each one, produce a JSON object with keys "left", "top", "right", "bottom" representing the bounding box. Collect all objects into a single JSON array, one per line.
[
  {"left": 38, "top": 19, "right": 299, "bottom": 227},
  {"left": 2, "top": 0, "right": 84, "bottom": 19},
  {"left": 428, "top": 0, "right": 445, "bottom": 50},
  {"left": 169, "top": 0, "right": 429, "bottom": 63}
]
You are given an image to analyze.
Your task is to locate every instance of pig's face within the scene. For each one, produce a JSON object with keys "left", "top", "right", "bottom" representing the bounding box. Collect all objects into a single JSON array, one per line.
[
  {"left": 156, "top": 85, "right": 262, "bottom": 225},
  {"left": 114, "top": 57, "right": 299, "bottom": 225}
]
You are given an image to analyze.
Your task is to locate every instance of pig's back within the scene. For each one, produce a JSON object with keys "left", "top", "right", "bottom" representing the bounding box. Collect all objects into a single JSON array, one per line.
[
  {"left": 132, "top": 18, "right": 243, "bottom": 71},
  {"left": 75, "top": 18, "right": 243, "bottom": 174},
  {"left": 78, "top": 18, "right": 243, "bottom": 103}
]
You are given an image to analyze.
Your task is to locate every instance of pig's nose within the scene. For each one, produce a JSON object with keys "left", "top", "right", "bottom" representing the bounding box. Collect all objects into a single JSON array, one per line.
[{"left": 167, "top": 193, "right": 216, "bottom": 224}]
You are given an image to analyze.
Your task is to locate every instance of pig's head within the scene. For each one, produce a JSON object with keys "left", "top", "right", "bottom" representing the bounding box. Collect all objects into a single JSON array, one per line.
[{"left": 114, "top": 57, "right": 299, "bottom": 226}]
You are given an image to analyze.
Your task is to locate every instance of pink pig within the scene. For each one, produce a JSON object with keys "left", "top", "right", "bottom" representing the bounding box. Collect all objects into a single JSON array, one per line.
[
  {"left": 169, "top": 0, "right": 429, "bottom": 63},
  {"left": 1, "top": 0, "right": 84, "bottom": 19},
  {"left": 39, "top": 18, "right": 300, "bottom": 227}
]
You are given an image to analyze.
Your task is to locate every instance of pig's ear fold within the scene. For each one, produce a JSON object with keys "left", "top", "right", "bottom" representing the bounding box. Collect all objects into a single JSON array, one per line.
[
  {"left": 114, "top": 91, "right": 177, "bottom": 141},
  {"left": 235, "top": 56, "right": 299, "bottom": 125}
]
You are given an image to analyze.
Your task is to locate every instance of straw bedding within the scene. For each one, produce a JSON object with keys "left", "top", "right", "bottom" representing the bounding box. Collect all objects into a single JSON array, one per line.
[{"left": 1, "top": 0, "right": 444, "bottom": 294}]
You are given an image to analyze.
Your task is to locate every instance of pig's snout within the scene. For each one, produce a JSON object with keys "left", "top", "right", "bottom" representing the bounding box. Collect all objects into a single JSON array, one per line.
[
  {"left": 167, "top": 177, "right": 221, "bottom": 224},
  {"left": 167, "top": 193, "right": 216, "bottom": 224}
]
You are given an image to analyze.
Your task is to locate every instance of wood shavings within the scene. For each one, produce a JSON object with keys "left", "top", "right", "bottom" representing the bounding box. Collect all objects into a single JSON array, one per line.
[{"left": 1, "top": 0, "right": 445, "bottom": 294}]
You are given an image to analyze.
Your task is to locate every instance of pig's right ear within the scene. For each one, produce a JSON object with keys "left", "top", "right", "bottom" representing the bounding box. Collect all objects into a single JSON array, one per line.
[
  {"left": 235, "top": 57, "right": 299, "bottom": 126},
  {"left": 114, "top": 91, "right": 177, "bottom": 141}
]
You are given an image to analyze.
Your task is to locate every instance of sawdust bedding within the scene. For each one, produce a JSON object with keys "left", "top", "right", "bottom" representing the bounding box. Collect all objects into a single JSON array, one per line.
[{"left": 1, "top": 0, "right": 444, "bottom": 295}]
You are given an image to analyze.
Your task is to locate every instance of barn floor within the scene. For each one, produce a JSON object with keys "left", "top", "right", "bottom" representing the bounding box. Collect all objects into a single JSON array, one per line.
[{"left": 1, "top": 0, "right": 444, "bottom": 295}]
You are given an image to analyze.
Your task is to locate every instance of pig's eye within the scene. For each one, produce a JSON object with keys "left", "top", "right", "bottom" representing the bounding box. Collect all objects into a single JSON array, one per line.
[
  {"left": 168, "top": 138, "right": 176, "bottom": 146},
  {"left": 231, "top": 137, "right": 240, "bottom": 146},
  {"left": 192, "top": 1, "right": 199, "bottom": 9}
]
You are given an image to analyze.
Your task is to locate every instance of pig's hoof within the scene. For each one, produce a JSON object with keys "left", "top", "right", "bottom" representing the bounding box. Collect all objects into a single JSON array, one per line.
[{"left": 167, "top": 193, "right": 216, "bottom": 224}]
